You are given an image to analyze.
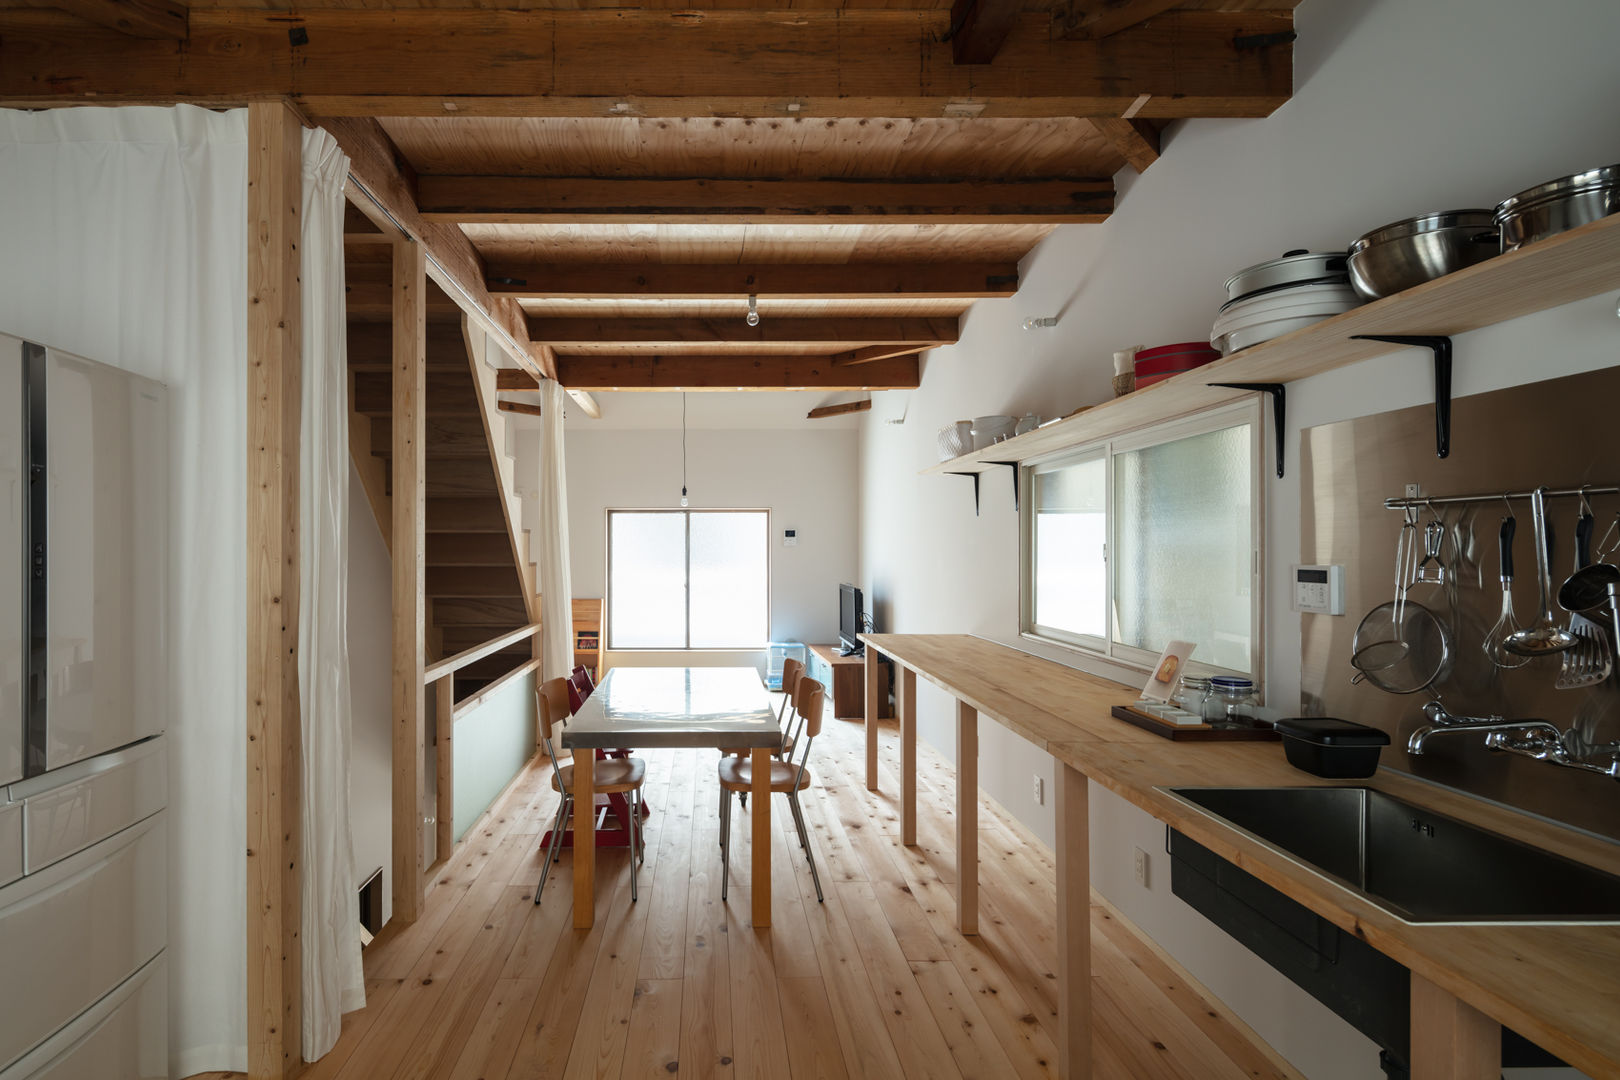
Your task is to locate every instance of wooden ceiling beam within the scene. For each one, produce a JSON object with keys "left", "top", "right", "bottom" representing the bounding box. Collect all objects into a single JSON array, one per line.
[
  {"left": 25, "top": 0, "right": 188, "bottom": 39},
  {"left": 1054, "top": 0, "right": 1185, "bottom": 40},
  {"left": 807, "top": 399, "right": 873, "bottom": 419},
  {"left": 947, "top": 0, "right": 1021, "bottom": 65},
  {"left": 496, "top": 369, "right": 540, "bottom": 391},
  {"left": 1092, "top": 117, "right": 1161, "bottom": 172},
  {"left": 420, "top": 176, "right": 1110, "bottom": 226},
  {"left": 0, "top": 9, "right": 1294, "bottom": 120},
  {"left": 557, "top": 354, "right": 921, "bottom": 391},
  {"left": 832, "top": 344, "right": 926, "bottom": 367},
  {"left": 530, "top": 317, "right": 957, "bottom": 348},
  {"left": 487, "top": 262, "right": 1019, "bottom": 301}
]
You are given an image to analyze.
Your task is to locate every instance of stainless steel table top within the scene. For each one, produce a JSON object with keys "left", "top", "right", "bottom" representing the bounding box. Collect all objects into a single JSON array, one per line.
[{"left": 560, "top": 666, "right": 782, "bottom": 750}]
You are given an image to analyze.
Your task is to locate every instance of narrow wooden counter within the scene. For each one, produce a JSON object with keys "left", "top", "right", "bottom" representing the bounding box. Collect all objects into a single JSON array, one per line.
[{"left": 861, "top": 632, "right": 1620, "bottom": 1080}]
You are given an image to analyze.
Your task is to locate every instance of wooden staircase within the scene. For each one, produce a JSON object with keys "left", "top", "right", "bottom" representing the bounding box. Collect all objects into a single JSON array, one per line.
[{"left": 345, "top": 235, "right": 537, "bottom": 697}]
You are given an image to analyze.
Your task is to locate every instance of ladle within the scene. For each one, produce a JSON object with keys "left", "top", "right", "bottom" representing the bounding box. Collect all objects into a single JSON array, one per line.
[{"left": 1504, "top": 487, "right": 1578, "bottom": 656}]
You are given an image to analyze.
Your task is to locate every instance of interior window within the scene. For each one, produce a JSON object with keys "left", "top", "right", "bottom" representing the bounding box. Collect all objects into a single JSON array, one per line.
[
  {"left": 1023, "top": 404, "right": 1260, "bottom": 680},
  {"left": 607, "top": 509, "right": 770, "bottom": 650}
]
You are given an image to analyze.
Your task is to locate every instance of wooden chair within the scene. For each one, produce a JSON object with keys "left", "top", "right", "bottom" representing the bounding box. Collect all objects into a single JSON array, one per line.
[
  {"left": 534, "top": 676, "right": 647, "bottom": 905},
  {"left": 726, "top": 664, "right": 810, "bottom": 817},
  {"left": 717, "top": 684, "right": 826, "bottom": 904}
]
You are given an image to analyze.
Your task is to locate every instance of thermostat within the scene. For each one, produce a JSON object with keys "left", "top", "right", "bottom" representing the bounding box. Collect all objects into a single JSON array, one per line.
[
  {"left": 783, "top": 528, "right": 798, "bottom": 548},
  {"left": 1292, "top": 565, "right": 1344, "bottom": 615}
]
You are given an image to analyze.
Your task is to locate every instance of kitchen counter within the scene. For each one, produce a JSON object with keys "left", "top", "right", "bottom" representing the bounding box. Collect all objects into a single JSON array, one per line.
[{"left": 861, "top": 632, "right": 1620, "bottom": 1080}]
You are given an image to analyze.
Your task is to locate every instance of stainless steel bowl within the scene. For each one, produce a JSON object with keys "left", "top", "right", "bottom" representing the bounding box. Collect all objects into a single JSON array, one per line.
[
  {"left": 1346, "top": 210, "right": 1500, "bottom": 300},
  {"left": 1496, "top": 164, "right": 1620, "bottom": 251}
]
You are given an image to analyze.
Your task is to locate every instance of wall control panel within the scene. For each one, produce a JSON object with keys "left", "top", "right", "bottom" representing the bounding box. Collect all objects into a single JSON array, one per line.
[{"left": 1292, "top": 564, "right": 1345, "bottom": 615}]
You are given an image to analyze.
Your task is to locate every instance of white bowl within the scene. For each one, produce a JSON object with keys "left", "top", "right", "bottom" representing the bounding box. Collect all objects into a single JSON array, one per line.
[{"left": 971, "top": 415, "right": 1016, "bottom": 450}]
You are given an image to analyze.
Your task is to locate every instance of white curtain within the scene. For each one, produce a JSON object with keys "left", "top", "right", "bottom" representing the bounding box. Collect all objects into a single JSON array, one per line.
[
  {"left": 539, "top": 379, "right": 574, "bottom": 680},
  {"left": 0, "top": 106, "right": 251, "bottom": 1075},
  {"left": 297, "top": 125, "right": 365, "bottom": 1059}
]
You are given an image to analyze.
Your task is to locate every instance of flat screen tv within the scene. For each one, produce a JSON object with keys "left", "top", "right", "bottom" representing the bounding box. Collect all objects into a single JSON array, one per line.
[{"left": 839, "top": 583, "right": 864, "bottom": 655}]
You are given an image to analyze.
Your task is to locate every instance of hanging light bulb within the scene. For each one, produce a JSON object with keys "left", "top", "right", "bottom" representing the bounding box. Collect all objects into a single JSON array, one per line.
[
  {"left": 679, "top": 392, "right": 689, "bottom": 507},
  {"left": 746, "top": 294, "right": 760, "bottom": 327}
]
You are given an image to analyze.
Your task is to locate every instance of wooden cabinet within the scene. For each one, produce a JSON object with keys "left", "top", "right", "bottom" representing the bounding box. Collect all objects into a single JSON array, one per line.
[
  {"left": 806, "top": 644, "right": 891, "bottom": 721},
  {"left": 572, "top": 598, "right": 602, "bottom": 680}
]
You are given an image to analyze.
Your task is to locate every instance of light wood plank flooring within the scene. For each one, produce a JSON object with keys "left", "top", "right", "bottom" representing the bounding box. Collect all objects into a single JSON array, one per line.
[{"left": 192, "top": 704, "right": 1303, "bottom": 1080}]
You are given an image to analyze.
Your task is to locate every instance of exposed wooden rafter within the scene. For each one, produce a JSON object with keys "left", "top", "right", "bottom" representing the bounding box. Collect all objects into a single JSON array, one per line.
[
  {"left": 0, "top": 9, "right": 1294, "bottom": 120},
  {"left": 29, "top": 0, "right": 188, "bottom": 38},
  {"left": 947, "top": 0, "right": 1021, "bottom": 64},
  {"left": 486, "top": 262, "right": 1019, "bottom": 301},
  {"left": 497, "top": 400, "right": 545, "bottom": 417},
  {"left": 833, "top": 344, "right": 926, "bottom": 367},
  {"left": 807, "top": 399, "right": 873, "bottom": 419},
  {"left": 1054, "top": 0, "right": 1185, "bottom": 40},
  {"left": 1092, "top": 117, "right": 1161, "bottom": 172},
  {"left": 496, "top": 369, "right": 539, "bottom": 391},
  {"left": 529, "top": 316, "right": 958, "bottom": 349},
  {"left": 557, "top": 353, "right": 922, "bottom": 391},
  {"left": 419, "top": 176, "right": 1111, "bottom": 226}
]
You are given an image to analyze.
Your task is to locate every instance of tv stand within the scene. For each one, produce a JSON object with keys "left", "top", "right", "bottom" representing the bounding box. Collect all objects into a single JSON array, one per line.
[
  {"left": 837, "top": 643, "right": 864, "bottom": 658},
  {"left": 807, "top": 643, "right": 890, "bottom": 722}
]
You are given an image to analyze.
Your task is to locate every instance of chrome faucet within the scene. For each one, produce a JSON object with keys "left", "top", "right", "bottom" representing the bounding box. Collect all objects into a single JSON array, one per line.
[{"left": 1408, "top": 701, "right": 1620, "bottom": 779}]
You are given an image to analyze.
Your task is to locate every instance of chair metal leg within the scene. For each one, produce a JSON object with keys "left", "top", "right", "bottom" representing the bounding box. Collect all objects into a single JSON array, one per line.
[
  {"left": 629, "top": 789, "right": 640, "bottom": 903},
  {"left": 787, "top": 787, "right": 809, "bottom": 851},
  {"left": 720, "top": 788, "right": 732, "bottom": 902},
  {"left": 789, "top": 790, "right": 823, "bottom": 903},
  {"left": 536, "top": 792, "right": 570, "bottom": 905}
]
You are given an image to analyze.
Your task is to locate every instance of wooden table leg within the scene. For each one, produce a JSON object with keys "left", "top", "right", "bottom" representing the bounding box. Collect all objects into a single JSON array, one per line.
[
  {"left": 572, "top": 750, "right": 595, "bottom": 929},
  {"left": 864, "top": 648, "right": 879, "bottom": 791},
  {"left": 1056, "top": 762, "right": 1091, "bottom": 1079},
  {"left": 751, "top": 747, "right": 772, "bottom": 928},
  {"left": 955, "top": 700, "right": 978, "bottom": 935},
  {"left": 1410, "top": 972, "right": 1499, "bottom": 1079},
  {"left": 900, "top": 667, "right": 916, "bottom": 847}
]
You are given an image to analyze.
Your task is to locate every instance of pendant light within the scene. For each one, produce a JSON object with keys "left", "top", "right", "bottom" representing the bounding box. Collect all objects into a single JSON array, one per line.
[{"left": 679, "top": 391, "right": 689, "bottom": 507}]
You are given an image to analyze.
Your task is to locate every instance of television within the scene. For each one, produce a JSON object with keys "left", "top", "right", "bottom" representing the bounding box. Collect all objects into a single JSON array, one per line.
[{"left": 839, "top": 583, "right": 865, "bottom": 655}]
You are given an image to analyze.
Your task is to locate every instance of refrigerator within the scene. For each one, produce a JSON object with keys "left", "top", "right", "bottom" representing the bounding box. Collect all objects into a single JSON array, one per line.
[{"left": 0, "top": 334, "right": 169, "bottom": 1080}]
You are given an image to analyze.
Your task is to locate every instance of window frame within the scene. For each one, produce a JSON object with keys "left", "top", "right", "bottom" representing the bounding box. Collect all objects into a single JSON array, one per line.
[
  {"left": 1019, "top": 400, "right": 1264, "bottom": 688},
  {"left": 604, "top": 507, "right": 773, "bottom": 651}
]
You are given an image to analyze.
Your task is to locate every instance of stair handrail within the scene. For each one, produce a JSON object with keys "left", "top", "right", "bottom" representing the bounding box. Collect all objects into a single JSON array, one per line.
[{"left": 423, "top": 621, "right": 541, "bottom": 685}]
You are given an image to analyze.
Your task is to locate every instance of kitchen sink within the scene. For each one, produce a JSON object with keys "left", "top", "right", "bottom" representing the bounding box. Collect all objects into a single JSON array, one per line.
[{"left": 1164, "top": 786, "right": 1620, "bottom": 924}]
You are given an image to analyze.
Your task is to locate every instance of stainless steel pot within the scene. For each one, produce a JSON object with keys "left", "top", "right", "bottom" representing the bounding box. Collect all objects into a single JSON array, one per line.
[
  {"left": 1224, "top": 250, "right": 1349, "bottom": 303},
  {"left": 1496, "top": 164, "right": 1620, "bottom": 251},
  {"left": 1346, "top": 210, "right": 1500, "bottom": 300}
]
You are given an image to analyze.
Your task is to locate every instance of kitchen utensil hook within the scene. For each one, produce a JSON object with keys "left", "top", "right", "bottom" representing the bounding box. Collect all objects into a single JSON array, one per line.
[
  {"left": 1598, "top": 511, "right": 1620, "bottom": 563},
  {"left": 1578, "top": 485, "right": 1594, "bottom": 518},
  {"left": 1349, "top": 334, "right": 1453, "bottom": 459}
]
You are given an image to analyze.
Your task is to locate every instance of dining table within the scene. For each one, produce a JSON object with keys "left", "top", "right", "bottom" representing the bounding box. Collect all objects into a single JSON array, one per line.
[{"left": 561, "top": 665, "right": 783, "bottom": 929}]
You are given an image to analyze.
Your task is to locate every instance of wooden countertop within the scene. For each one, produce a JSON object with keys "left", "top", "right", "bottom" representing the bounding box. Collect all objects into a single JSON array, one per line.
[{"left": 862, "top": 633, "right": 1620, "bottom": 1078}]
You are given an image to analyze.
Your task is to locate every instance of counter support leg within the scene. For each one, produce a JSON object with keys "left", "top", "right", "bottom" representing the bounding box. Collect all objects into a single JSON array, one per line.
[
  {"left": 572, "top": 751, "right": 596, "bottom": 929},
  {"left": 1055, "top": 762, "right": 1091, "bottom": 1079},
  {"left": 865, "top": 648, "right": 879, "bottom": 791},
  {"left": 955, "top": 700, "right": 978, "bottom": 935},
  {"left": 900, "top": 668, "right": 917, "bottom": 846},
  {"left": 751, "top": 747, "right": 772, "bottom": 928},
  {"left": 1410, "top": 973, "right": 1499, "bottom": 1080}
]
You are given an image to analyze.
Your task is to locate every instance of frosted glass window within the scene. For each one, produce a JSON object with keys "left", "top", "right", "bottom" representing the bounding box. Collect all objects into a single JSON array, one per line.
[
  {"left": 1113, "top": 424, "right": 1252, "bottom": 671},
  {"left": 690, "top": 512, "right": 769, "bottom": 647},
  {"left": 608, "top": 510, "right": 769, "bottom": 649},
  {"left": 1032, "top": 456, "right": 1106, "bottom": 640}
]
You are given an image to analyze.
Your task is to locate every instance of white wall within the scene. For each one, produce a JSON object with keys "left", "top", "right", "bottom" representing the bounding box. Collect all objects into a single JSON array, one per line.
[
  {"left": 566, "top": 426, "right": 860, "bottom": 663},
  {"left": 346, "top": 460, "right": 395, "bottom": 921},
  {"left": 857, "top": 1, "right": 1620, "bottom": 1076}
]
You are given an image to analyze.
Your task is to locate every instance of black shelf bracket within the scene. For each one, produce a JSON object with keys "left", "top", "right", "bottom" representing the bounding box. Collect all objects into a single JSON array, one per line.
[
  {"left": 946, "top": 471, "right": 983, "bottom": 515},
  {"left": 946, "top": 462, "right": 1020, "bottom": 514},
  {"left": 1350, "top": 334, "right": 1453, "bottom": 459},
  {"left": 985, "top": 461, "right": 1020, "bottom": 511},
  {"left": 1209, "top": 382, "right": 1287, "bottom": 478}
]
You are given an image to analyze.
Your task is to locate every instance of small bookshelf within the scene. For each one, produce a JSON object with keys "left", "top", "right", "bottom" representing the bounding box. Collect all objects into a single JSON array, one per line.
[{"left": 571, "top": 597, "right": 602, "bottom": 680}]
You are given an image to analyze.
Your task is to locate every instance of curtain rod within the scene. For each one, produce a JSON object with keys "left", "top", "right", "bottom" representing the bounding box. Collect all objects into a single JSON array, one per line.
[{"left": 1384, "top": 485, "right": 1620, "bottom": 510}]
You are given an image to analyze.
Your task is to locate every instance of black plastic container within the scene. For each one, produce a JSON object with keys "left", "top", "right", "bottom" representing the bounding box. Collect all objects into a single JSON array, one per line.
[{"left": 1274, "top": 717, "right": 1390, "bottom": 778}]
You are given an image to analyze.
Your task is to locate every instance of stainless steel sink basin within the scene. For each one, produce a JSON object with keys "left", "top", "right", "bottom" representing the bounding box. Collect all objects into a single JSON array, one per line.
[{"left": 1165, "top": 786, "right": 1620, "bottom": 924}]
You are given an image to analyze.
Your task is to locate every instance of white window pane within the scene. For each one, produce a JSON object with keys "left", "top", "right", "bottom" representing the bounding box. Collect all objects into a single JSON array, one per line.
[
  {"left": 689, "top": 512, "right": 768, "bottom": 648},
  {"left": 1033, "top": 458, "right": 1106, "bottom": 639},
  {"left": 1112, "top": 424, "right": 1252, "bottom": 672},
  {"left": 609, "top": 512, "right": 687, "bottom": 648}
]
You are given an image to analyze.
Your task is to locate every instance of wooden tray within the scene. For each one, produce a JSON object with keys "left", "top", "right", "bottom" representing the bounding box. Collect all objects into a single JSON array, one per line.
[{"left": 1110, "top": 704, "right": 1281, "bottom": 742}]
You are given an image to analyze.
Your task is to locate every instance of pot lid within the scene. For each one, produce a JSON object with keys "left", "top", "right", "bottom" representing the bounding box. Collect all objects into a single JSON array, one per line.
[
  {"left": 1224, "top": 250, "right": 1348, "bottom": 298},
  {"left": 1496, "top": 164, "right": 1620, "bottom": 220},
  {"left": 1273, "top": 716, "right": 1390, "bottom": 747},
  {"left": 1349, "top": 209, "right": 1498, "bottom": 253}
]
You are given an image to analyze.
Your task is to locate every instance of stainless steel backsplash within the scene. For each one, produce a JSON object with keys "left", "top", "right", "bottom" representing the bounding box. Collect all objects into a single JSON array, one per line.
[{"left": 1300, "top": 365, "right": 1620, "bottom": 840}]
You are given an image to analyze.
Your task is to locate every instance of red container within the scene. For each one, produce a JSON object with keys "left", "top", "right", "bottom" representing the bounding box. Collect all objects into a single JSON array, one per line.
[{"left": 1133, "top": 342, "right": 1220, "bottom": 388}]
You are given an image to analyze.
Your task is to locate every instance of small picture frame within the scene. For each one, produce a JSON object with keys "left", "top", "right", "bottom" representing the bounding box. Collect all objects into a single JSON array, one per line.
[{"left": 1140, "top": 640, "right": 1195, "bottom": 703}]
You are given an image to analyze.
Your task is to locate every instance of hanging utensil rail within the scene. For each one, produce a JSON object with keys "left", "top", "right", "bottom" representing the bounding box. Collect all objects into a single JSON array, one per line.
[{"left": 1384, "top": 485, "right": 1620, "bottom": 510}]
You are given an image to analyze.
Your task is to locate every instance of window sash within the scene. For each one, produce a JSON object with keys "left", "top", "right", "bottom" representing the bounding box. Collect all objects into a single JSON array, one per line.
[{"left": 606, "top": 508, "right": 771, "bottom": 650}]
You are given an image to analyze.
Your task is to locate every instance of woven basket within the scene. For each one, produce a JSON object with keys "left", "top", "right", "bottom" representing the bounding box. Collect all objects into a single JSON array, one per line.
[{"left": 1112, "top": 372, "right": 1136, "bottom": 397}]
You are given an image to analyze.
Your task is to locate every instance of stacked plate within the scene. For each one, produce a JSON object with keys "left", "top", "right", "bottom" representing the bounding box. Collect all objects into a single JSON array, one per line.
[
  {"left": 1134, "top": 342, "right": 1220, "bottom": 388},
  {"left": 1210, "top": 250, "right": 1362, "bottom": 355}
]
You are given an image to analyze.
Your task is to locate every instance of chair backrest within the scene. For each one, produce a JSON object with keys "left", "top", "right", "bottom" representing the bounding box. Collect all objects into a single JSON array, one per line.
[
  {"left": 570, "top": 667, "right": 594, "bottom": 701},
  {"left": 779, "top": 656, "right": 802, "bottom": 698},
  {"left": 796, "top": 678, "right": 824, "bottom": 739},
  {"left": 537, "top": 676, "right": 572, "bottom": 760},
  {"left": 566, "top": 678, "right": 585, "bottom": 715}
]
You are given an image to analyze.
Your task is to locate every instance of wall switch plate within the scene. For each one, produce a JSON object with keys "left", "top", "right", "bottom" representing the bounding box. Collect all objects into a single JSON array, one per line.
[
  {"left": 1134, "top": 847, "right": 1150, "bottom": 888},
  {"left": 1291, "top": 564, "right": 1345, "bottom": 615},
  {"left": 1032, "top": 775, "right": 1044, "bottom": 805},
  {"left": 784, "top": 528, "right": 798, "bottom": 547}
]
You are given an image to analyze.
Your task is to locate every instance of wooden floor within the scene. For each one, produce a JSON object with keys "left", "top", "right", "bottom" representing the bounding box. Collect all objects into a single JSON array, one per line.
[{"left": 196, "top": 704, "right": 1303, "bottom": 1080}]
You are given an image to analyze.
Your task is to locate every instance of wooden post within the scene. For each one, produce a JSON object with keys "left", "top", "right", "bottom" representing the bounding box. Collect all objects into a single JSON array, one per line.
[
  {"left": 572, "top": 750, "right": 596, "bottom": 929},
  {"left": 392, "top": 236, "right": 427, "bottom": 924},
  {"left": 1055, "top": 762, "right": 1092, "bottom": 1079},
  {"left": 864, "top": 647, "right": 879, "bottom": 791},
  {"left": 435, "top": 678, "right": 455, "bottom": 864},
  {"left": 1410, "top": 973, "right": 1500, "bottom": 1079},
  {"left": 751, "top": 746, "right": 772, "bottom": 928},
  {"left": 955, "top": 700, "right": 978, "bottom": 935},
  {"left": 900, "top": 667, "right": 916, "bottom": 846},
  {"left": 245, "top": 99, "right": 303, "bottom": 1080}
]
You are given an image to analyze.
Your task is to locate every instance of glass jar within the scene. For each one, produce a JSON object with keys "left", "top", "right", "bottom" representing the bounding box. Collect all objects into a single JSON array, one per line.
[
  {"left": 1209, "top": 676, "right": 1259, "bottom": 722},
  {"left": 1178, "top": 675, "right": 1212, "bottom": 714}
]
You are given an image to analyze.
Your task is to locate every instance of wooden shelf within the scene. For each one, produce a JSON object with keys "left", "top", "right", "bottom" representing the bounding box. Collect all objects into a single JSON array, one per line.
[{"left": 923, "top": 211, "right": 1620, "bottom": 476}]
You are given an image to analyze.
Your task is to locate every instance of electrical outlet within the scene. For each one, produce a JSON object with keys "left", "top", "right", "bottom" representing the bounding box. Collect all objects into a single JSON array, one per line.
[
  {"left": 1134, "top": 847, "right": 1150, "bottom": 888},
  {"left": 1032, "top": 775, "right": 1044, "bottom": 805}
]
